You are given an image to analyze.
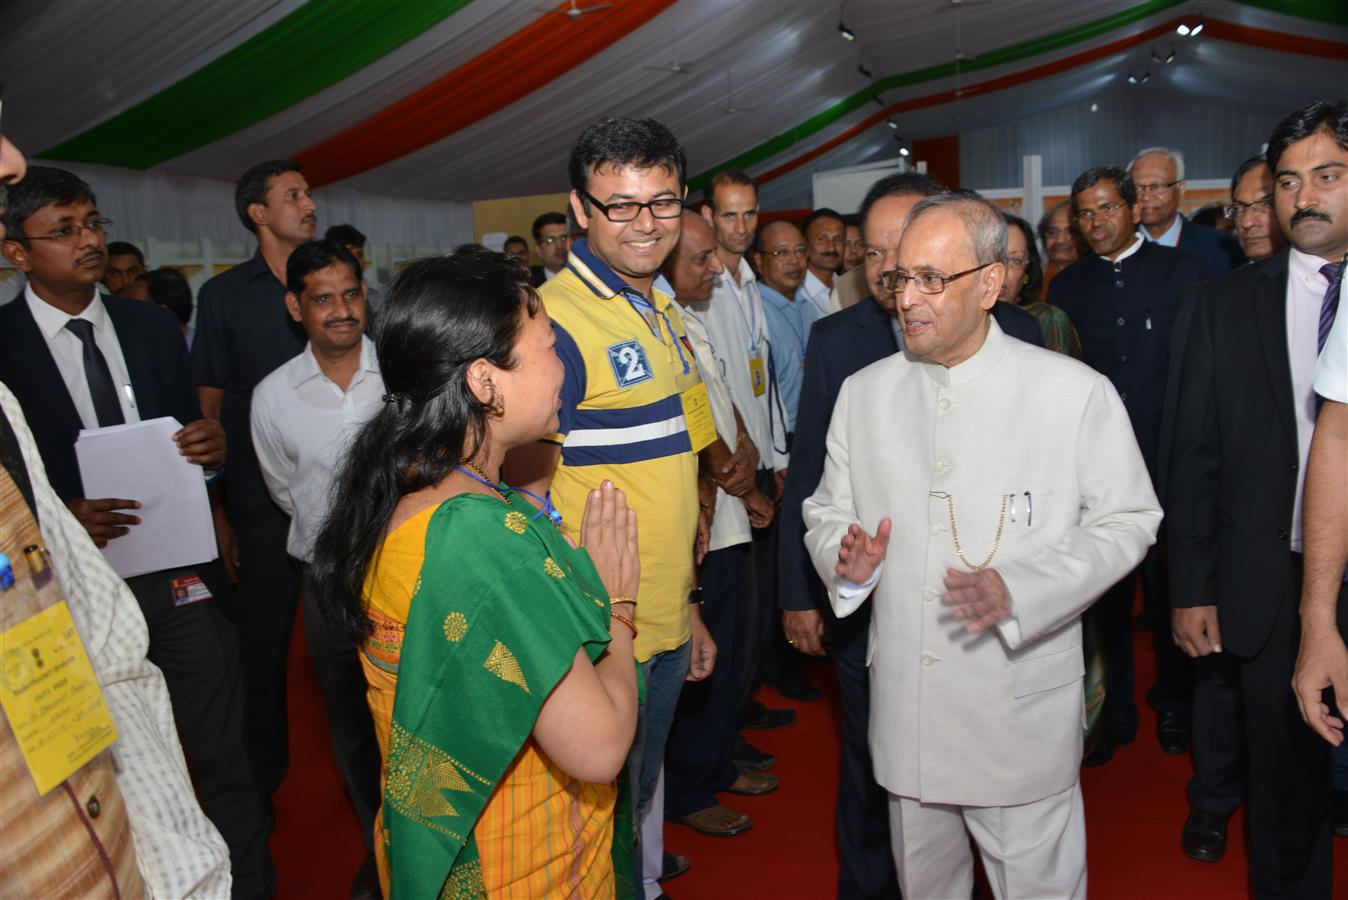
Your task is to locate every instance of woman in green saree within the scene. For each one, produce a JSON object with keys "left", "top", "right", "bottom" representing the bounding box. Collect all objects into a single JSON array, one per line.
[{"left": 309, "top": 247, "right": 640, "bottom": 898}]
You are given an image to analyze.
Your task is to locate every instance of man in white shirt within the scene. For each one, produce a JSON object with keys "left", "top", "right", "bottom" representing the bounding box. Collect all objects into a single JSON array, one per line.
[
  {"left": 696, "top": 169, "right": 800, "bottom": 746},
  {"left": 662, "top": 211, "right": 778, "bottom": 847},
  {"left": 805, "top": 193, "right": 1160, "bottom": 898},
  {"left": 798, "top": 207, "right": 845, "bottom": 320},
  {"left": 250, "top": 239, "right": 385, "bottom": 894}
]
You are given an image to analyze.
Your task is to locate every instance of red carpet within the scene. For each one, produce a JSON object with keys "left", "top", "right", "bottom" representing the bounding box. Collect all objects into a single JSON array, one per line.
[{"left": 270, "top": 617, "right": 1346, "bottom": 898}]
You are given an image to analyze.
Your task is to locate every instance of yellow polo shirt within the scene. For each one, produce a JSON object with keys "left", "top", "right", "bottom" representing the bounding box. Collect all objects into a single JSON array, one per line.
[{"left": 541, "top": 239, "right": 701, "bottom": 662}]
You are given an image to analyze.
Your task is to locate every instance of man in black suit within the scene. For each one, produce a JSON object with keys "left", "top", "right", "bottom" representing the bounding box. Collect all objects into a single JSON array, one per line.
[
  {"left": 778, "top": 173, "right": 1041, "bottom": 900},
  {"left": 1168, "top": 99, "right": 1345, "bottom": 899},
  {"left": 530, "top": 210, "right": 568, "bottom": 288},
  {"left": 1130, "top": 147, "right": 1246, "bottom": 278},
  {"left": 1050, "top": 166, "right": 1207, "bottom": 766},
  {"left": 0, "top": 166, "right": 273, "bottom": 898}
]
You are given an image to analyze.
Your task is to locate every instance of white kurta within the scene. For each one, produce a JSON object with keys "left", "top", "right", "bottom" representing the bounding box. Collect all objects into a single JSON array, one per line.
[{"left": 803, "top": 320, "right": 1161, "bottom": 808}]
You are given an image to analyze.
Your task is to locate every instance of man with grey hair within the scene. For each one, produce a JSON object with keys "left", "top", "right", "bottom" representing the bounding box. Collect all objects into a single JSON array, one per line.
[
  {"left": 804, "top": 192, "right": 1161, "bottom": 897},
  {"left": 1129, "top": 146, "right": 1244, "bottom": 276}
]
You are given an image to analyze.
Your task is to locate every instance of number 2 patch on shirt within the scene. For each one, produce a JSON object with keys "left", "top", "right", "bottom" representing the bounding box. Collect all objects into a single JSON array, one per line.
[{"left": 607, "top": 340, "right": 654, "bottom": 389}]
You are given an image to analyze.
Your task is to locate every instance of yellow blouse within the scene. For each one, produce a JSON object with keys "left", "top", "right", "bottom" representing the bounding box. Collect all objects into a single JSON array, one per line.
[{"left": 361, "top": 504, "right": 616, "bottom": 898}]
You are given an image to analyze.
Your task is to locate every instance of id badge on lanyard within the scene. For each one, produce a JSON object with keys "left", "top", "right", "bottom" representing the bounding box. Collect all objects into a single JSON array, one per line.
[{"left": 749, "top": 355, "right": 767, "bottom": 397}]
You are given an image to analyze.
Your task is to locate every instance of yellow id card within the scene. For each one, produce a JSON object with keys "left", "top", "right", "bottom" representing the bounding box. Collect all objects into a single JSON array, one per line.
[
  {"left": 681, "top": 382, "right": 718, "bottom": 453},
  {"left": 749, "top": 356, "right": 767, "bottom": 397},
  {"left": 0, "top": 601, "right": 118, "bottom": 795}
]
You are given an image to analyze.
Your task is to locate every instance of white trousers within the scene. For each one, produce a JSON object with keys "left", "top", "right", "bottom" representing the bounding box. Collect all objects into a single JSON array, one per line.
[
  {"left": 887, "top": 782, "right": 1086, "bottom": 900},
  {"left": 640, "top": 763, "right": 666, "bottom": 900}
]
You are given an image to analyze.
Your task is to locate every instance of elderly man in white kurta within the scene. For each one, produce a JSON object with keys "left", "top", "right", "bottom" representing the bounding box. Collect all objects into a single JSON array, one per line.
[{"left": 804, "top": 194, "right": 1162, "bottom": 899}]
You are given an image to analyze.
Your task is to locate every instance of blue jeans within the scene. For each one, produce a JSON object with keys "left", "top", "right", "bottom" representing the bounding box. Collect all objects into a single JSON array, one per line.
[{"left": 627, "top": 640, "right": 691, "bottom": 818}]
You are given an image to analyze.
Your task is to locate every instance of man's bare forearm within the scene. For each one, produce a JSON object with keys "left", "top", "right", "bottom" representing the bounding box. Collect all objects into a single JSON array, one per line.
[{"left": 1301, "top": 400, "right": 1348, "bottom": 631}]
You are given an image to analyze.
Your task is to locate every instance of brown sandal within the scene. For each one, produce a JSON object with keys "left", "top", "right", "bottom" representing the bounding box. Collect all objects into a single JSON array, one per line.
[
  {"left": 727, "top": 770, "right": 779, "bottom": 796},
  {"left": 669, "top": 804, "right": 753, "bottom": 837}
]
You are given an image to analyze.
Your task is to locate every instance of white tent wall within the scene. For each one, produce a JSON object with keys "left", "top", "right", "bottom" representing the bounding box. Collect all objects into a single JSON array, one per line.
[{"left": 0, "top": 158, "right": 474, "bottom": 307}]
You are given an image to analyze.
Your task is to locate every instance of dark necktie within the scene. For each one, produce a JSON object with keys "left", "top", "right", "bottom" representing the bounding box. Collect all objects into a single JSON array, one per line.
[
  {"left": 64, "top": 318, "right": 126, "bottom": 427},
  {"left": 1319, "top": 260, "right": 1343, "bottom": 355}
]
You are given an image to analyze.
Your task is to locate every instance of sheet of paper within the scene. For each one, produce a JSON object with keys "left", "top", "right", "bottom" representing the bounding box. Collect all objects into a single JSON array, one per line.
[{"left": 75, "top": 417, "right": 217, "bottom": 579}]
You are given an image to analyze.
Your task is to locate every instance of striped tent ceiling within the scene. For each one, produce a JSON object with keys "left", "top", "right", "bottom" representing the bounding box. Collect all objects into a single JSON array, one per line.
[{"left": 3, "top": 0, "right": 1343, "bottom": 202}]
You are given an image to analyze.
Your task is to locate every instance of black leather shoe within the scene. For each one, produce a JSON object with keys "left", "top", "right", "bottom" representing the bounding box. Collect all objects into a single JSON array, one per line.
[
  {"left": 1157, "top": 712, "right": 1190, "bottom": 755},
  {"left": 732, "top": 735, "right": 775, "bottom": 771},
  {"left": 659, "top": 851, "right": 691, "bottom": 882},
  {"left": 767, "top": 667, "right": 821, "bottom": 701},
  {"left": 1334, "top": 790, "right": 1348, "bottom": 838},
  {"left": 742, "top": 704, "right": 796, "bottom": 729},
  {"left": 1181, "top": 808, "right": 1230, "bottom": 862}
]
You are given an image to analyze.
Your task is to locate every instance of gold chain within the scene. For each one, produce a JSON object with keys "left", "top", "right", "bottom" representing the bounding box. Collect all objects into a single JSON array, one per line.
[
  {"left": 462, "top": 460, "right": 508, "bottom": 502},
  {"left": 929, "top": 491, "right": 1008, "bottom": 571}
]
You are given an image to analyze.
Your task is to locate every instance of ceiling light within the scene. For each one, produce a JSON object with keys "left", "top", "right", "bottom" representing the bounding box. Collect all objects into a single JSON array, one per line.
[
  {"left": 898, "top": 146, "right": 911, "bottom": 157},
  {"left": 887, "top": 119, "right": 898, "bottom": 129},
  {"left": 1127, "top": 72, "right": 1138, "bottom": 85},
  {"left": 858, "top": 62, "right": 873, "bottom": 78},
  {"left": 1165, "top": 48, "right": 1175, "bottom": 63},
  {"left": 1191, "top": 16, "right": 1204, "bottom": 35},
  {"left": 1139, "top": 70, "right": 1151, "bottom": 83},
  {"left": 1176, "top": 22, "right": 1190, "bottom": 36},
  {"left": 838, "top": 21, "right": 856, "bottom": 41},
  {"left": 1090, "top": 102, "right": 1099, "bottom": 112}
]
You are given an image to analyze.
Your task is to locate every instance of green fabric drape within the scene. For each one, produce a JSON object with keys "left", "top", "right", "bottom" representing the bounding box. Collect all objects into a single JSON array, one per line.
[
  {"left": 40, "top": 0, "right": 472, "bottom": 168},
  {"left": 383, "top": 490, "right": 634, "bottom": 898}
]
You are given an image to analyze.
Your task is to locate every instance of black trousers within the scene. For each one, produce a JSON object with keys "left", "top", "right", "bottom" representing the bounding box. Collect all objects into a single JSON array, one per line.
[
  {"left": 665, "top": 543, "right": 747, "bottom": 816},
  {"left": 232, "top": 501, "right": 301, "bottom": 798},
  {"left": 126, "top": 561, "right": 274, "bottom": 900},
  {"left": 736, "top": 468, "right": 777, "bottom": 723},
  {"left": 299, "top": 566, "right": 383, "bottom": 850},
  {"left": 1187, "top": 651, "right": 1245, "bottom": 816},
  {"left": 1237, "top": 556, "right": 1337, "bottom": 899},
  {"left": 1090, "top": 563, "right": 1141, "bottom": 743},
  {"left": 1144, "top": 543, "right": 1194, "bottom": 717},
  {"left": 830, "top": 603, "right": 899, "bottom": 900}
]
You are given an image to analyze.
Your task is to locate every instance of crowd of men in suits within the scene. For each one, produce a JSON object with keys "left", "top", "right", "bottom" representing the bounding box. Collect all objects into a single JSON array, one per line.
[{"left": 0, "top": 96, "right": 1344, "bottom": 899}]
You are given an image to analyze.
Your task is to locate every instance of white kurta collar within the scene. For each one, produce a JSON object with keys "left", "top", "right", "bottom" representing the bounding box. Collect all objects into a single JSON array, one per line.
[{"left": 917, "top": 316, "right": 1008, "bottom": 388}]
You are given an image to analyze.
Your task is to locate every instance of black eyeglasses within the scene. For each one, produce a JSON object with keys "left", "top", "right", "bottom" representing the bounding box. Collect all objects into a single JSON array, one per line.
[
  {"left": 584, "top": 192, "right": 683, "bottom": 223},
  {"left": 880, "top": 262, "right": 994, "bottom": 294},
  {"left": 1135, "top": 179, "right": 1181, "bottom": 196},
  {"left": 21, "top": 218, "right": 114, "bottom": 243},
  {"left": 1224, "top": 196, "right": 1274, "bottom": 220}
]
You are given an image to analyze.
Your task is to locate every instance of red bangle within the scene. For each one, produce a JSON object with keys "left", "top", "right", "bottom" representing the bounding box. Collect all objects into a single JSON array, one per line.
[{"left": 609, "top": 610, "right": 637, "bottom": 639}]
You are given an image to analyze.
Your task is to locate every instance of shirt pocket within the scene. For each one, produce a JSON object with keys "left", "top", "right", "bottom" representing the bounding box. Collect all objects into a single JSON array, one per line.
[{"left": 1011, "top": 643, "right": 1084, "bottom": 699}]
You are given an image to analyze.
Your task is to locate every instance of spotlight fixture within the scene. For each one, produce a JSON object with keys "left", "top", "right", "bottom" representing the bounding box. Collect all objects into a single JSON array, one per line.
[
  {"left": 1152, "top": 45, "right": 1175, "bottom": 64},
  {"left": 887, "top": 119, "right": 898, "bottom": 130},
  {"left": 1090, "top": 102, "right": 1099, "bottom": 112},
  {"left": 838, "top": 20, "right": 856, "bottom": 41},
  {"left": 1176, "top": 22, "right": 1190, "bottom": 36},
  {"left": 858, "top": 62, "right": 873, "bottom": 78},
  {"left": 1127, "top": 71, "right": 1138, "bottom": 85},
  {"left": 1177, "top": 14, "right": 1203, "bottom": 36},
  {"left": 898, "top": 146, "right": 911, "bottom": 158},
  {"left": 1139, "top": 70, "right": 1151, "bottom": 83},
  {"left": 1191, "top": 15, "right": 1204, "bottom": 35}
]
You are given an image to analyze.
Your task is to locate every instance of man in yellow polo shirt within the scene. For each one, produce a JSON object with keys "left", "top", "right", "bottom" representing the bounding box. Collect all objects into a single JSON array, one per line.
[{"left": 505, "top": 116, "right": 715, "bottom": 895}]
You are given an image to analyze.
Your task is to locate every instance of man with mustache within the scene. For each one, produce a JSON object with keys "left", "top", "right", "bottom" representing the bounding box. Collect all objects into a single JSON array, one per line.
[
  {"left": 249, "top": 239, "right": 384, "bottom": 892},
  {"left": 1048, "top": 166, "right": 1206, "bottom": 767},
  {"left": 0, "top": 166, "right": 274, "bottom": 897},
  {"left": 1227, "top": 156, "right": 1289, "bottom": 263},
  {"left": 798, "top": 207, "right": 845, "bottom": 320},
  {"left": 1169, "top": 99, "right": 1347, "bottom": 897},
  {"left": 755, "top": 220, "right": 818, "bottom": 442},
  {"left": 191, "top": 160, "right": 316, "bottom": 832},
  {"left": 1129, "top": 147, "right": 1245, "bottom": 278}
]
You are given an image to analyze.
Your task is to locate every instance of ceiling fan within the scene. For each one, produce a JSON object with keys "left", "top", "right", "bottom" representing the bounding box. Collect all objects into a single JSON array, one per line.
[
  {"left": 545, "top": 0, "right": 613, "bottom": 21},
  {"left": 642, "top": 30, "right": 695, "bottom": 76}
]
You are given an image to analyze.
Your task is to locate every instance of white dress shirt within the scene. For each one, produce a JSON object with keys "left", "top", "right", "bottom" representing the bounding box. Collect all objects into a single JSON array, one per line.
[
  {"left": 1143, "top": 214, "right": 1183, "bottom": 248},
  {"left": 680, "top": 306, "right": 751, "bottom": 552},
  {"left": 691, "top": 257, "right": 787, "bottom": 471},
  {"left": 1315, "top": 273, "right": 1346, "bottom": 402},
  {"left": 250, "top": 337, "right": 384, "bottom": 562},
  {"left": 26, "top": 286, "right": 139, "bottom": 428},
  {"left": 799, "top": 269, "right": 833, "bottom": 320},
  {"left": 1287, "top": 249, "right": 1333, "bottom": 551},
  {"left": 1, "top": 383, "right": 232, "bottom": 897}
]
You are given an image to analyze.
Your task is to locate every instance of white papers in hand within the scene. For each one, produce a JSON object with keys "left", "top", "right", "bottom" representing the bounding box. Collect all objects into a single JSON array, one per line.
[{"left": 74, "top": 417, "right": 217, "bottom": 579}]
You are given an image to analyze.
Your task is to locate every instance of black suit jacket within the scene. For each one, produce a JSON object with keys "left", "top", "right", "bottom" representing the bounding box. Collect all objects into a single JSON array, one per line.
[
  {"left": 1165, "top": 249, "right": 1301, "bottom": 656},
  {"left": 776, "top": 297, "right": 1042, "bottom": 622},
  {"left": 0, "top": 292, "right": 202, "bottom": 502},
  {"left": 1178, "top": 218, "right": 1245, "bottom": 279}
]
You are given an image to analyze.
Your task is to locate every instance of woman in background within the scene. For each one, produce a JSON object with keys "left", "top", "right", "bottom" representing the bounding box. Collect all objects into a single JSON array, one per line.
[
  {"left": 1001, "top": 213, "right": 1083, "bottom": 359},
  {"left": 309, "top": 246, "right": 640, "bottom": 899}
]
